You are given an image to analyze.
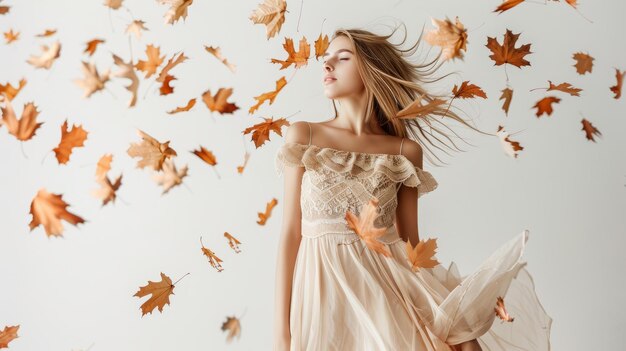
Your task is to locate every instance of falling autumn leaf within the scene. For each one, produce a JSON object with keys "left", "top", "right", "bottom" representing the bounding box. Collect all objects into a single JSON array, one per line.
[
  {"left": 0, "top": 2, "right": 10, "bottom": 15},
  {"left": 499, "top": 87, "right": 514, "bottom": 116},
  {"left": 134, "top": 272, "right": 177, "bottom": 316},
  {"left": 0, "top": 325, "right": 19, "bottom": 348},
  {"left": 451, "top": 80, "right": 487, "bottom": 99},
  {"left": 135, "top": 44, "right": 165, "bottom": 78},
  {"left": 224, "top": 232, "right": 242, "bottom": 253},
  {"left": 496, "top": 125, "right": 524, "bottom": 158},
  {"left": 486, "top": 29, "right": 532, "bottom": 68},
  {"left": 35, "top": 29, "right": 56, "bottom": 37},
  {"left": 424, "top": 16, "right": 468, "bottom": 61},
  {"left": 572, "top": 52, "right": 593, "bottom": 74},
  {"left": 156, "top": 51, "right": 187, "bottom": 83},
  {"left": 28, "top": 188, "right": 86, "bottom": 237},
  {"left": 4, "top": 29, "right": 19, "bottom": 44},
  {"left": 84, "top": 38, "right": 105, "bottom": 56},
  {"left": 204, "top": 45, "right": 237, "bottom": 72},
  {"left": 112, "top": 53, "right": 139, "bottom": 107},
  {"left": 157, "top": 0, "right": 193, "bottom": 24},
  {"left": 200, "top": 236, "right": 224, "bottom": 272},
  {"left": 581, "top": 118, "right": 601, "bottom": 142},
  {"left": 545, "top": 80, "right": 582, "bottom": 96},
  {"left": 257, "top": 198, "right": 278, "bottom": 225},
  {"left": 248, "top": 76, "right": 287, "bottom": 114},
  {"left": 345, "top": 198, "right": 391, "bottom": 258},
  {"left": 0, "top": 78, "right": 26, "bottom": 102},
  {"left": 126, "top": 19, "right": 149, "bottom": 39},
  {"left": 249, "top": 0, "right": 287, "bottom": 40},
  {"left": 26, "top": 41, "right": 61, "bottom": 69},
  {"left": 74, "top": 61, "right": 111, "bottom": 98},
  {"left": 495, "top": 296, "right": 515, "bottom": 322},
  {"left": 609, "top": 68, "right": 625, "bottom": 99},
  {"left": 127, "top": 129, "right": 178, "bottom": 171},
  {"left": 221, "top": 316, "right": 242, "bottom": 342},
  {"left": 0, "top": 98, "right": 43, "bottom": 141},
  {"left": 53, "top": 119, "right": 88, "bottom": 164},
  {"left": 271, "top": 36, "right": 310, "bottom": 69},
  {"left": 405, "top": 237, "right": 440, "bottom": 272},
  {"left": 493, "top": 0, "right": 525, "bottom": 13},
  {"left": 242, "top": 116, "right": 290, "bottom": 148},
  {"left": 533, "top": 96, "right": 561, "bottom": 117},
  {"left": 313, "top": 33, "right": 329, "bottom": 60},
  {"left": 152, "top": 158, "right": 188, "bottom": 194},
  {"left": 395, "top": 96, "right": 447, "bottom": 119},
  {"left": 92, "top": 154, "right": 123, "bottom": 205},
  {"left": 202, "top": 87, "right": 239, "bottom": 114},
  {"left": 159, "top": 75, "right": 177, "bottom": 95},
  {"left": 167, "top": 98, "right": 196, "bottom": 114},
  {"left": 103, "top": 0, "right": 123, "bottom": 10}
]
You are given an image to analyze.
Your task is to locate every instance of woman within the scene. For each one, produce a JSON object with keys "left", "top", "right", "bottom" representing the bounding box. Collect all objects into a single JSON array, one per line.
[{"left": 273, "top": 25, "right": 552, "bottom": 351}]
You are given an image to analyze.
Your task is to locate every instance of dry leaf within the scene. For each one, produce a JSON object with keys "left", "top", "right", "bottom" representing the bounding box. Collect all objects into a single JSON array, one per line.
[
  {"left": 344, "top": 198, "right": 391, "bottom": 258},
  {"left": 248, "top": 76, "right": 287, "bottom": 114},
  {"left": 224, "top": 232, "right": 242, "bottom": 253},
  {"left": 609, "top": 68, "right": 625, "bottom": 99},
  {"left": 103, "top": 0, "right": 123, "bottom": 10},
  {"left": 452, "top": 80, "right": 487, "bottom": 99},
  {"left": 0, "top": 78, "right": 27, "bottom": 102},
  {"left": 313, "top": 33, "right": 330, "bottom": 60},
  {"left": 271, "top": 37, "right": 310, "bottom": 69},
  {"left": 134, "top": 272, "right": 176, "bottom": 316},
  {"left": 486, "top": 29, "right": 532, "bottom": 68},
  {"left": 0, "top": 325, "right": 20, "bottom": 348},
  {"left": 204, "top": 45, "right": 237, "bottom": 72},
  {"left": 496, "top": 125, "right": 524, "bottom": 158},
  {"left": 533, "top": 96, "right": 561, "bottom": 117},
  {"left": 157, "top": 0, "right": 193, "bottom": 24},
  {"left": 546, "top": 80, "right": 582, "bottom": 96},
  {"left": 126, "top": 20, "right": 148, "bottom": 39},
  {"left": 127, "top": 129, "right": 178, "bottom": 171},
  {"left": 167, "top": 98, "right": 196, "bottom": 114},
  {"left": 4, "top": 29, "right": 19, "bottom": 44},
  {"left": 249, "top": 0, "right": 287, "bottom": 40},
  {"left": 53, "top": 120, "right": 88, "bottom": 164},
  {"left": 242, "top": 116, "right": 290, "bottom": 148},
  {"left": 35, "top": 29, "right": 56, "bottom": 37},
  {"left": 84, "top": 39, "right": 105, "bottom": 56},
  {"left": 135, "top": 44, "right": 165, "bottom": 78},
  {"left": 202, "top": 88, "right": 239, "bottom": 114},
  {"left": 396, "top": 96, "right": 447, "bottom": 119},
  {"left": 499, "top": 87, "right": 513, "bottom": 116},
  {"left": 74, "top": 61, "right": 111, "bottom": 98},
  {"left": 152, "top": 158, "right": 188, "bottom": 194},
  {"left": 221, "top": 316, "right": 242, "bottom": 342},
  {"left": 156, "top": 51, "right": 187, "bottom": 83},
  {"left": 92, "top": 154, "right": 123, "bottom": 205},
  {"left": 257, "top": 198, "right": 278, "bottom": 225},
  {"left": 424, "top": 16, "right": 468, "bottom": 61},
  {"left": 572, "top": 52, "right": 593, "bottom": 74},
  {"left": 494, "top": 296, "right": 515, "bottom": 322},
  {"left": 493, "top": 0, "right": 525, "bottom": 13},
  {"left": 0, "top": 98, "right": 43, "bottom": 141},
  {"left": 581, "top": 118, "right": 601, "bottom": 142},
  {"left": 29, "top": 188, "right": 85, "bottom": 237},
  {"left": 405, "top": 237, "right": 440, "bottom": 272},
  {"left": 159, "top": 75, "right": 176, "bottom": 95},
  {"left": 26, "top": 41, "right": 61, "bottom": 69},
  {"left": 236, "top": 151, "right": 251, "bottom": 174},
  {"left": 200, "top": 236, "right": 224, "bottom": 272},
  {"left": 112, "top": 53, "right": 140, "bottom": 107}
]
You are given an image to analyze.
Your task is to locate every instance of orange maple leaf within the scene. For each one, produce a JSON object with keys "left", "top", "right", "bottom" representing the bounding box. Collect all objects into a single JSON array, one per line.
[
  {"left": 157, "top": 0, "right": 193, "bottom": 24},
  {"left": 249, "top": 0, "right": 287, "bottom": 40},
  {"left": 200, "top": 236, "right": 224, "bottom": 272},
  {"left": 4, "top": 29, "right": 19, "bottom": 44},
  {"left": 243, "top": 116, "right": 290, "bottom": 148},
  {"left": 224, "top": 232, "right": 242, "bottom": 253},
  {"left": 494, "top": 296, "right": 515, "bottom": 322},
  {"left": 53, "top": 119, "right": 88, "bottom": 164},
  {"left": 26, "top": 41, "right": 61, "bottom": 69},
  {"left": 74, "top": 61, "right": 111, "bottom": 98},
  {"left": 221, "top": 316, "right": 242, "bottom": 342},
  {"left": 0, "top": 98, "right": 43, "bottom": 141},
  {"left": 126, "top": 20, "right": 148, "bottom": 39},
  {"left": 167, "top": 98, "right": 196, "bottom": 114},
  {"left": 92, "top": 154, "right": 123, "bottom": 205},
  {"left": 424, "top": 16, "right": 468, "bottom": 61},
  {"left": 28, "top": 188, "right": 85, "bottom": 237},
  {"left": 572, "top": 52, "right": 593, "bottom": 74},
  {"left": 84, "top": 38, "right": 105, "bottom": 56},
  {"left": 546, "top": 80, "right": 582, "bottom": 96},
  {"left": 112, "top": 53, "right": 140, "bottom": 107},
  {"left": 405, "top": 237, "right": 440, "bottom": 272},
  {"left": 156, "top": 51, "right": 187, "bottom": 83},
  {"left": 134, "top": 272, "right": 183, "bottom": 316},
  {"left": 0, "top": 78, "right": 27, "bottom": 102},
  {"left": 581, "top": 118, "right": 602, "bottom": 142},
  {"left": 104, "top": 0, "right": 123, "bottom": 9},
  {"left": 202, "top": 88, "right": 239, "bottom": 114},
  {"left": 533, "top": 96, "right": 561, "bottom": 117},
  {"left": 152, "top": 158, "right": 188, "bottom": 194},
  {"left": 0, "top": 325, "right": 20, "bottom": 348},
  {"left": 486, "top": 29, "right": 532, "bottom": 68},
  {"left": 127, "top": 129, "right": 178, "bottom": 171},
  {"left": 493, "top": 0, "right": 525, "bottom": 13},
  {"left": 249, "top": 76, "right": 287, "bottom": 114},
  {"left": 313, "top": 33, "right": 330, "bottom": 60},
  {"left": 452, "top": 80, "right": 487, "bottom": 99},
  {"left": 345, "top": 198, "right": 392, "bottom": 258},
  {"left": 271, "top": 36, "right": 310, "bottom": 69},
  {"left": 159, "top": 75, "right": 176, "bottom": 95},
  {"left": 135, "top": 44, "right": 165, "bottom": 78},
  {"left": 257, "top": 198, "right": 278, "bottom": 225}
]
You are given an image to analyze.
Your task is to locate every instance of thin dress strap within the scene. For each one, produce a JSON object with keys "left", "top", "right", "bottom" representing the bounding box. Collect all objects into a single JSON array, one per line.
[
  {"left": 399, "top": 137, "right": 405, "bottom": 156},
  {"left": 306, "top": 122, "right": 312, "bottom": 146}
]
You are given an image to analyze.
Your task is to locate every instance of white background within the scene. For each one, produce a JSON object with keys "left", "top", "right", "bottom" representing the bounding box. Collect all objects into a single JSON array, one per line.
[{"left": 1, "top": 0, "right": 625, "bottom": 350}]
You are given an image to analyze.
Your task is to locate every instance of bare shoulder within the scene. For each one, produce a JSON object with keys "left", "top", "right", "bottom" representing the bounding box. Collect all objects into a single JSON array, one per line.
[
  {"left": 399, "top": 138, "right": 424, "bottom": 169},
  {"left": 284, "top": 121, "right": 312, "bottom": 145}
]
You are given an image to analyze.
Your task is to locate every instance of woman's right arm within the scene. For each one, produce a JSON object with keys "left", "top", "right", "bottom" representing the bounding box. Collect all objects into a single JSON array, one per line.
[{"left": 273, "top": 122, "right": 309, "bottom": 350}]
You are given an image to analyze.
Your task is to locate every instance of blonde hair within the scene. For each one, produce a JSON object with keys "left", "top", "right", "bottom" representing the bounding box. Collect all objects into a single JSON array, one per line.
[{"left": 329, "top": 23, "right": 494, "bottom": 166}]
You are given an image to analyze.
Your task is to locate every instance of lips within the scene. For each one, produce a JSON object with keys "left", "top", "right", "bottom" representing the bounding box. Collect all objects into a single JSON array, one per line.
[{"left": 324, "top": 77, "right": 336, "bottom": 84}]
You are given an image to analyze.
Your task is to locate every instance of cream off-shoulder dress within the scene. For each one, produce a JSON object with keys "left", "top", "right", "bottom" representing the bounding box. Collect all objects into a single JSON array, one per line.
[{"left": 274, "top": 124, "right": 553, "bottom": 351}]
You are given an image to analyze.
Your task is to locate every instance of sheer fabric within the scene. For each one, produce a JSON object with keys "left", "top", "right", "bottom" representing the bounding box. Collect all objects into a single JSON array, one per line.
[{"left": 275, "top": 142, "right": 552, "bottom": 351}]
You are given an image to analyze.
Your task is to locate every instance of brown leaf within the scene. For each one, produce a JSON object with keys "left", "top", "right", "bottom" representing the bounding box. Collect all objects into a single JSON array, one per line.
[
  {"left": 35, "top": 29, "right": 56, "bottom": 37},
  {"left": 496, "top": 125, "right": 524, "bottom": 158},
  {"left": 53, "top": 119, "right": 88, "bottom": 164},
  {"left": 405, "top": 237, "right": 440, "bottom": 272},
  {"left": 152, "top": 158, "right": 188, "bottom": 194},
  {"left": 126, "top": 20, "right": 148, "bottom": 39},
  {"left": 156, "top": 51, "right": 187, "bottom": 83},
  {"left": 28, "top": 188, "right": 85, "bottom": 237},
  {"left": 486, "top": 29, "right": 532, "bottom": 68},
  {"left": 200, "top": 236, "right": 224, "bottom": 272},
  {"left": 494, "top": 296, "right": 515, "bottom": 322},
  {"left": 271, "top": 36, "right": 310, "bottom": 69},
  {"left": 103, "top": 0, "right": 123, "bottom": 10},
  {"left": 221, "top": 316, "right": 242, "bottom": 342},
  {"left": 257, "top": 198, "right": 278, "bottom": 225},
  {"left": 493, "top": 0, "right": 525, "bottom": 13},
  {"left": 0, "top": 98, "right": 43, "bottom": 141},
  {"left": 84, "top": 38, "right": 105, "bottom": 56},
  {"left": 135, "top": 44, "right": 165, "bottom": 78},
  {"left": 424, "top": 16, "right": 468, "bottom": 61},
  {"left": 74, "top": 61, "right": 111, "bottom": 98},
  {"left": 249, "top": 0, "right": 287, "bottom": 40},
  {"left": 581, "top": 118, "right": 602, "bottom": 142},
  {"left": 0, "top": 325, "right": 20, "bottom": 348},
  {"left": 201, "top": 88, "right": 239, "bottom": 114},
  {"left": 157, "top": 0, "right": 193, "bottom": 24},
  {"left": 532, "top": 96, "right": 561, "bottom": 117},
  {"left": 242, "top": 116, "right": 290, "bottom": 148},
  {"left": 159, "top": 75, "right": 176, "bottom": 95},
  {"left": 191, "top": 146, "right": 217, "bottom": 166},
  {"left": 0, "top": 78, "right": 27, "bottom": 102},
  {"left": 609, "top": 68, "right": 625, "bottom": 99},
  {"left": 204, "top": 45, "right": 237, "bottom": 72},
  {"left": 499, "top": 87, "right": 513, "bottom": 116},
  {"left": 345, "top": 198, "right": 391, "bottom": 257},
  {"left": 546, "top": 80, "right": 582, "bottom": 96},
  {"left": 127, "top": 129, "right": 178, "bottom": 171},
  {"left": 26, "top": 41, "right": 61, "bottom": 69},
  {"left": 133, "top": 272, "right": 175, "bottom": 316},
  {"left": 223, "top": 232, "right": 242, "bottom": 253},
  {"left": 313, "top": 33, "right": 330, "bottom": 60},
  {"left": 572, "top": 52, "right": 593, "bottom": 74},
  {"left": 248, "top": 76, "right": 287, "bottom": 114},
  {"left": 4, "top": 29, "right": 19, "bottom": 44},
  {"left": 92, "top": 154, "right": 122, "bottom": 205},
  {"left": 167, "top": 98, "right": 196, "bottom": 114},
  {"left": 452, "top": 80, "right": 487, "bottom": 99},
  {"left": 112, "top": 53, "right": 139, "bottom": 107},
  {"left": 396, "top": 96, "right": 447, "bottom": 119}
]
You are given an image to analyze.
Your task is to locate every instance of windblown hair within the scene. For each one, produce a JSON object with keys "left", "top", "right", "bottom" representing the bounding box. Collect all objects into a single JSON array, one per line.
[{"left": 329, "top": 23, "right": 494, "bottom": 166}]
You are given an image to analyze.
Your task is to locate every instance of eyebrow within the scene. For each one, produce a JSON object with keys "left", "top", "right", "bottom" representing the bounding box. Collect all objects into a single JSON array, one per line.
[{"left": 323, "top": 48, "right": 354, "bottom": 57}]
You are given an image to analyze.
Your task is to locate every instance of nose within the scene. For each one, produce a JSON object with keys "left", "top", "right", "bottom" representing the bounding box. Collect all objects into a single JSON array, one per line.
[{"left": 324, "top": 61, "right": 333, "bottom": 72}]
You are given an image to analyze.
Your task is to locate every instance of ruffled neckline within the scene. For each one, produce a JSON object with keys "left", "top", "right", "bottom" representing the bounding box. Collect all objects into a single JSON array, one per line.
[{"left": 285, "top": 141, "right": 419, "bottom": 165}]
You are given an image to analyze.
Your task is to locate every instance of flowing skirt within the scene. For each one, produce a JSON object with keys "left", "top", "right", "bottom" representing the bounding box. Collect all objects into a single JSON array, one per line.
[{"left": 289, "top": 229, "right": 552, "bottom": 351}]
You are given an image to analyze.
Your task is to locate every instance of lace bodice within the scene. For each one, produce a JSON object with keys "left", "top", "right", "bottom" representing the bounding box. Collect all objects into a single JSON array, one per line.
[{"left": 275, "top": 142, "right": 438, "bottom": 243}]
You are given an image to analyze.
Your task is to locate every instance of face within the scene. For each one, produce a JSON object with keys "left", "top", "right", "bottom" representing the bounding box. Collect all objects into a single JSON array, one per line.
[{"left": 322, "top": 35, "right": 365, "bottom": 99}]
